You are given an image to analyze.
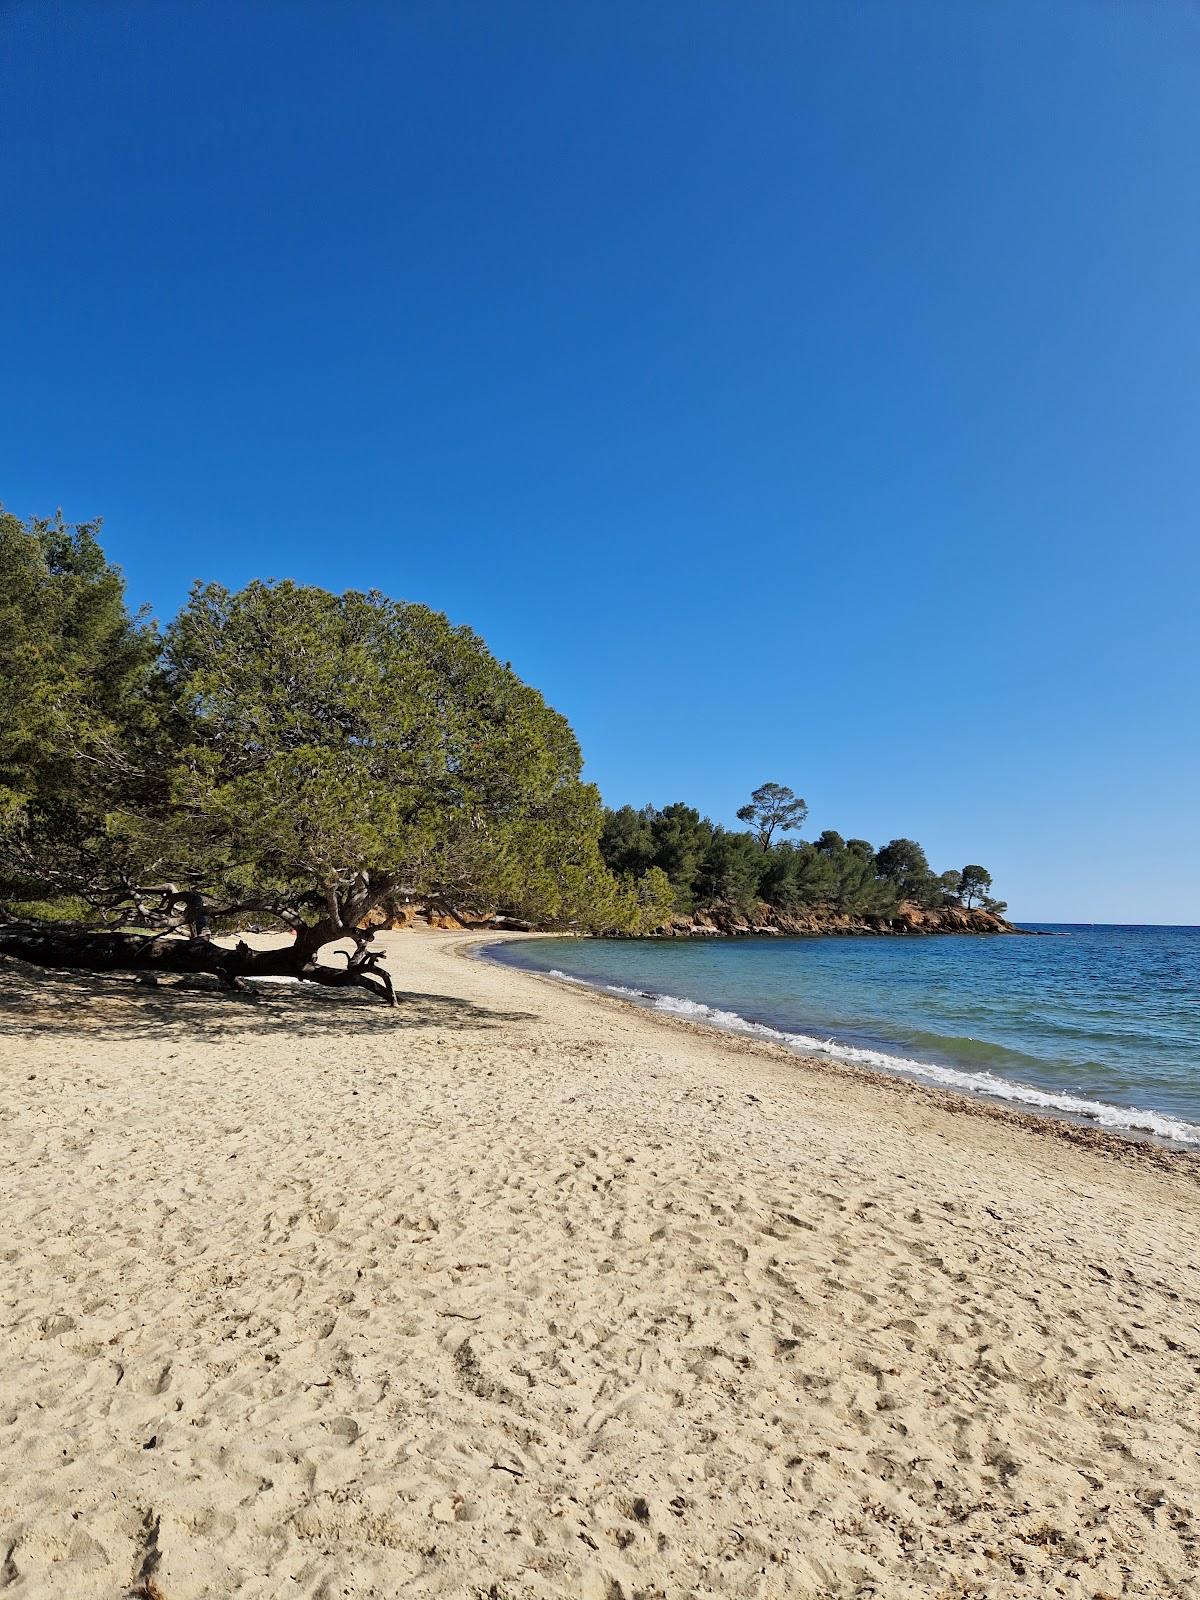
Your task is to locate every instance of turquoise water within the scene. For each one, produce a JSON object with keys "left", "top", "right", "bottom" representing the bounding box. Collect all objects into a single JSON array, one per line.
[{"left": 486, "top": 926, "right": 1200, "bottom": 1147}]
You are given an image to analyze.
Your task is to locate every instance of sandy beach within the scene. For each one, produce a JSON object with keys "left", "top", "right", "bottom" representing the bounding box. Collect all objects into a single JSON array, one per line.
[{"left": 1, "top": 929, "right": 1198, "bottom": 1600}]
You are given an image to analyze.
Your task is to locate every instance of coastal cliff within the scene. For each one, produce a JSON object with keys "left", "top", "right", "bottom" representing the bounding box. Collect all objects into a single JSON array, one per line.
[{"left": 624, "top": 900, "right": 1020, "bottom": 938}]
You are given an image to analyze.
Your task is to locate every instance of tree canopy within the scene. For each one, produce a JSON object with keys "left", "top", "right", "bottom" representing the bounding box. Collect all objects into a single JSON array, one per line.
[
  {"left": 596, "top": 784, "right": 1005, "bottom": 922},
  {"left": 959, "top": 864, "right": 994, "bottom": 909},
  {"left": 874, "top": 838, "right": 938, "bottom": 907},
  {"left": 161, "top": 578, "right": 618, "bottom": 930},
  {"left": 736, "top": 782, "right": 808, "bottom": 849},
  {"left": 0, "top": 506, "right": 162, "bottom": 910},
  {"left": 0, "top": 515, "right": 650, "bottom": 997}
]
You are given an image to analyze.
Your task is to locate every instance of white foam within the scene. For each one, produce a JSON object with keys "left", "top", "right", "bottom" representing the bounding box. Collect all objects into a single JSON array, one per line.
[{"left": 537, "top": 970, "right": 1200, "bottom": 1149}]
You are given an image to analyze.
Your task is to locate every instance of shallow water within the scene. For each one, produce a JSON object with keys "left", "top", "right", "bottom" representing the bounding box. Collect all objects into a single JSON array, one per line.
[{"left": 487, "top": 925, "right": 1200, "bottom": 1147}]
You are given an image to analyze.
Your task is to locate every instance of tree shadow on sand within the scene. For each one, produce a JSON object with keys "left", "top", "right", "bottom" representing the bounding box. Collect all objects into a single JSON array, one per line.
[{"left": 0, "top": 957, "right": 538, "bottom": 1041}]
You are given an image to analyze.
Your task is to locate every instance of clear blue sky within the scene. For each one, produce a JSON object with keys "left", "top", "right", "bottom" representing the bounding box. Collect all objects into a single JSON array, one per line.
[{"left": 4, "top": 1, "right": 1199, "bottom": 923}]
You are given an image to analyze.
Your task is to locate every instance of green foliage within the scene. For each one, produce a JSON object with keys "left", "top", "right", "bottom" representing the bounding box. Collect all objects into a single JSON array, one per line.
[
  {"left": 808, "top": 832, "right": 896, "bottom": 913},
  {"left": 644, "top": 803, "right": 714, "bottom": 910},
  {"left": 934, "top": 865, "right": 1001, "bottom": 912},
  {"left": 599, "top": 799, "right": 1001, "bottom": 922},
  {"left": 758, "top": 840, "right": 831, "bottom": 910},
  {"left": 694, "top": 829, "right": 764, "bottom": 912},
  {"left": 938, "top": 869, "right": 963, "bottom": 903},
  {"left": 2, "top": 517, "right": 631, "bottom": 939},
  {"left": 0, "top": 508, "right": 149, "bottom": 806},
  {"left": 959, "top": 864, "right": 993, "bottom": 908},
  {"left": 736, "top": 782, "right": 808, "bottom": 848},
  {"left": 0, "top": 506, "right": 161, "bottom": 903},
  {"left": 161, "top": 579, "right": 624, "bottom": 929},
  {"left": 874, "top": 838, "right": 941, "bottom": 909},
  {"left": 599, "top": 805, "right": 656, "bottom": 879},
  {"left": 631, "top": 865, "right": 677, "bottom": 932},
  {"left": 841, "top": 838, "right": 897, "bottom": 913},
  {"left": 4, "top": 895, "right": 94, "bottom": 924}
]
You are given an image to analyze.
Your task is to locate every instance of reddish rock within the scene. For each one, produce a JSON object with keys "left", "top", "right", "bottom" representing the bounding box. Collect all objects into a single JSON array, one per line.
[{"left": 631, "top": 901, "right": 1019, "bottom": 940}]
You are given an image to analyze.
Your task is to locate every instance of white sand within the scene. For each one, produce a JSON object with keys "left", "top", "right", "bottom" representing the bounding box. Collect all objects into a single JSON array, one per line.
[{"left": 1, "top": 929, "right": 1198, "bottom": 1599}]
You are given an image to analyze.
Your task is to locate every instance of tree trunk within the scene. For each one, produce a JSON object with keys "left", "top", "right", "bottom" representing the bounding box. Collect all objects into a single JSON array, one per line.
[{"left": 0, "top": 919, "right": 396, "bottom": 1004}]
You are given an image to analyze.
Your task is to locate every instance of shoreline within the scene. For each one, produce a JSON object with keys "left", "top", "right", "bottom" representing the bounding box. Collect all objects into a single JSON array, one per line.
[
  {"left": 470, "top": 933, "right": 1200, "bottom": 1166},
  {"left": 2, "top": 929, "right": 1199, "bottom": 1597}
]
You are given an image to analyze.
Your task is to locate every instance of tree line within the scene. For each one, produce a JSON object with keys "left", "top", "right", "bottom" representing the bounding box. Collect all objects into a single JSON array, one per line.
[
  {"left": 0, "top": 507, "right": 653, "bottom": 998},
  {"left": 0, "top": 507, "right": 1002, "bottom": 1000},
  {"left": 600, "top": 783, "right": 1004, "bottom": 919}
]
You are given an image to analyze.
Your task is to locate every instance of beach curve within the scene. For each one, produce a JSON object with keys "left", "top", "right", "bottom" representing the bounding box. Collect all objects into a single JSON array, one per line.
[{"left": 1, "top": 927, "right": 1198, "bottom": 1598}]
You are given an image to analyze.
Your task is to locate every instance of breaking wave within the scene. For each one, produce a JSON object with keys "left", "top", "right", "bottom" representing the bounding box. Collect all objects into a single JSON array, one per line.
[{"left": 545, "top": 970, "right": 1200, "bottom": 1148}]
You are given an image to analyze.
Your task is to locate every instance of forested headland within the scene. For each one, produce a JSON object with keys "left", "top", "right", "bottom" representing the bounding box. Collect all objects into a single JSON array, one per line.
[
  {"left": 599, "top": 785, "right": 1007, "bottom": 936},
  {"left": 0, "top": 508, "right": 1009, "bottom": 1001}
]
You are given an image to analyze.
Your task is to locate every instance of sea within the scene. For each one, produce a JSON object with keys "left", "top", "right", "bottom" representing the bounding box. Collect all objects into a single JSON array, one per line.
[{"left": 485, "top": 925, "right": 1200, "bottom": 1149}]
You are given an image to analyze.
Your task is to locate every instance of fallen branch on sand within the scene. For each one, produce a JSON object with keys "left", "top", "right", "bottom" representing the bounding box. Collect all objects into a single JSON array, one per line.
[{"left": 0, "top": 917, "right": 397, "bottom": 1006}]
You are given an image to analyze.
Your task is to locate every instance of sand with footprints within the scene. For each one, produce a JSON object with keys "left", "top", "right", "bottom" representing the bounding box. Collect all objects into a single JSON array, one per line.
[{"left": 1, "top": 930, "right": 1198, "bottom": 1598}]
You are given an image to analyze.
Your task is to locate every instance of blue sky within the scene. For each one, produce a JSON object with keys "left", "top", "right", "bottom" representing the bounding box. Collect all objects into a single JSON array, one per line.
[{"left": 4, "top": 1, "right": 1199, "bottom": 922}]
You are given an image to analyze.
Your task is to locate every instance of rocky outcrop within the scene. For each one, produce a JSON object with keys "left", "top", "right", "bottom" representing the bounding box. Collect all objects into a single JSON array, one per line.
[
  {"left": 361, "top": 898, "right": 534, "bottom": 933},
  {"left": 360, "top": 896, "right": 1020, "bottom": 940},
  {"left": 622, "top": 901, "right": 1020, "bottom": 939},
  {"left": 362, "top": 900, "right": 423, "bottom": 930}
]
